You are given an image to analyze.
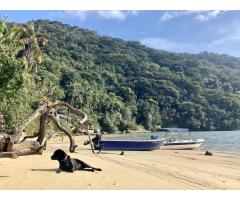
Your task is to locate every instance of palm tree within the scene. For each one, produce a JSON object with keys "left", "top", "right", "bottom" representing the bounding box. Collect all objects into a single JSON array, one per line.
[
  {"left": 0, "top": 19, "right": 47, "bottom": 72},
  {"left": 16, "top": 22, "right": 43, "bottom": 64}
]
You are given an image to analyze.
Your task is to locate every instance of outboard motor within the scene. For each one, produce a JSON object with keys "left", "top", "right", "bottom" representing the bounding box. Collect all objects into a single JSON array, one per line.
[
  {"left": 151, "top": 133, "right": 159, "bottom": 140},
  {"left": 84, "top": 132, "right": 102, "bottom": 150}
]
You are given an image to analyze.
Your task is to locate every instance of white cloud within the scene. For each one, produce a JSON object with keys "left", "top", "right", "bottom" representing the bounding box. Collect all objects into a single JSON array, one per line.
[
  {"left": 205, "top": 35, "right": 240, "bottom": 56},
  {"left": 215, "top": 19, "right": 240, "bottom": 37},
  {"left": 160, "top": 10, "right": 223, "bottom": 22},
  {"left": 160, "top": 11, "right": 198, "bottom": 22},
  {"left": 97, "top": 11, "right": 127, "bottom": 21},
  {"left": 140, "top": 37, "right": 197, "bottom": 53},
  {"left": 64, "top": 11, "right": 89, "bottom": 21},
  {"left": 207, "top": 18, "right": 240, "bottom": 47},
  {"left": 194, "top": 10, "right": 221, "bottom": 22},
  {"left": 140, "top": 36, "right": 240, "bottom": 57},
  {"left": 64, "top": 10, "right": 138, "bottom": 21},
  {"left": 208, "top": 35, "right": 240, "bottom": 47},
  {"left": 159, "top": 12, "right": 176, "bottom": 21}
]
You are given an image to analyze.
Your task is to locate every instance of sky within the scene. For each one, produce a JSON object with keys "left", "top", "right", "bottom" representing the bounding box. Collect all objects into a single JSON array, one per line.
[{"left": 1, "top": 10, "right": 240, "bottom": 57}]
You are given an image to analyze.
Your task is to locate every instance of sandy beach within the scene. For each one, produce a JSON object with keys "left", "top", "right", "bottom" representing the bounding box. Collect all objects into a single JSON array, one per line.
[{"left": 0, "top": 135, "right": 240, "bottom": 190}]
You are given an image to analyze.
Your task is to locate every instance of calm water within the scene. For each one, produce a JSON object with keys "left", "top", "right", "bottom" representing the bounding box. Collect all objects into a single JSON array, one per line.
[{"left": 103, "top": 131, "right": 240, "bottom": 153}]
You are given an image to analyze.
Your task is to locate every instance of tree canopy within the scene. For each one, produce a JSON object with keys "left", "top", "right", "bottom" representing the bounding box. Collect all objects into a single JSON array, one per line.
[{"left": 2, "top": 19, "right": 240, "bottom": 133}]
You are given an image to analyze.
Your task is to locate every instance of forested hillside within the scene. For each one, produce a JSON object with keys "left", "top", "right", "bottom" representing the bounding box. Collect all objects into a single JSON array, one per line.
[{"left": 1, "top": 19, "right": 240, "bottom": 133}]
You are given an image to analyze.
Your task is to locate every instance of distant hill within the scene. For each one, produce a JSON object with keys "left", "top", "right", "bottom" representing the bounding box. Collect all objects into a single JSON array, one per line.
[
  {"left": 35, "top": 20, "right": 240, "bottom": 132},
  {"left": 2, "top": 19, "right": 240, "bottom": 132}
]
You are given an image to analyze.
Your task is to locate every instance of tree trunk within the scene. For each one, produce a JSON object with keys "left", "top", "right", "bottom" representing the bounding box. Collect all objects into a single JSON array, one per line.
[
  {"left": 9, "top": 141, "right": 41, "bottom": 152},
  {"left": 12, "top": 102, "right": 49, "bottom": 143},
  {"left": 86, "top": 124, "right": 95, "bottom": 154},
  {"left": 37, "top": 112, "right": 50, "bottom": 145},
  {"left": 50, "top": 116, "right": 77, "bottom": 152}
]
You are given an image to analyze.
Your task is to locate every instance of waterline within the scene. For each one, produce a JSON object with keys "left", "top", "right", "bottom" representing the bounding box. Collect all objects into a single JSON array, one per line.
[{"left": 103, "top": 131, "right": 240, "bottom": 153}]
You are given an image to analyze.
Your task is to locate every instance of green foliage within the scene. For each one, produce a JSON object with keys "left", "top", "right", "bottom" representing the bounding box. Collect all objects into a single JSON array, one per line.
[
  {"left": 2, "top": 19, "right": 240, "bottom": 133},
  {"left": 137, "top": 99, "right": 161, "bottom": 130},
  {"left": 0, "top": 20, "right": 44, "bottom": 132}
]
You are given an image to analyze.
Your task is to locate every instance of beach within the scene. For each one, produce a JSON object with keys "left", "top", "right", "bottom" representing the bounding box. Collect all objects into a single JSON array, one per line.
[{"left": 0, "top": 136, "right": 240, "bottom": 190}]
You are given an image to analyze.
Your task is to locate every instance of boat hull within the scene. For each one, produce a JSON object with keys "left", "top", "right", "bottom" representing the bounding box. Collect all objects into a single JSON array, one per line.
[
  {"left": 161, "top": 139, "right": 204, "bottom": 150},
  {"left": 101, "top": 139, "right": 165, "bottom": 151}
]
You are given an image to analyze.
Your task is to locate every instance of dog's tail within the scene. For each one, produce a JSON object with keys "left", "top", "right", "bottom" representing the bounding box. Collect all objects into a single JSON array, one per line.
[
  {"left": 85, "top": 162, "right": 102, "bottom": 171},
  {"left": 92, "top": 167, "right": 102, "bottom": 171}
]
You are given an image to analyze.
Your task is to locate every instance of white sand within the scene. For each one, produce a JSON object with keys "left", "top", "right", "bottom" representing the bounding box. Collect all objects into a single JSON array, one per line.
[{"left": 0, "top": 136, "right": 240, "bottom": 189}]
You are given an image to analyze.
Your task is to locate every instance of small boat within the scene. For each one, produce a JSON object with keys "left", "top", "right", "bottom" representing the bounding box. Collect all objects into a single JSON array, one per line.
[
  {"left": 84, "top": 133, "right": 165, "bottom": 151},
  {"left": 162, "top": 139, "right": 204, "bottom": 150},
  {"left": 100, "top": 138, "right": 165, "bottom": 151},
  {"left": 159, "top": 128, "right": 204, "bottom": 150}
]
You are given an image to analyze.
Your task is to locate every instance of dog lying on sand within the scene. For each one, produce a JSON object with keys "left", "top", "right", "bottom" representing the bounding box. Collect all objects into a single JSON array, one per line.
[{"left": 51, "top": 149, "right": 102, "bottom": 173}]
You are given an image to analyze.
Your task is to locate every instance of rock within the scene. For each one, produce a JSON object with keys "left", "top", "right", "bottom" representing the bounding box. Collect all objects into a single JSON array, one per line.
[{"left": 205, "top": 150, "right": 213, "bottom": 156}]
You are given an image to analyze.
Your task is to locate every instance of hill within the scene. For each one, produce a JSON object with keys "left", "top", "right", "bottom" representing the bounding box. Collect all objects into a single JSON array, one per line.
[{"left": 2, "top": 19, "right": 240, "bottom": 132}]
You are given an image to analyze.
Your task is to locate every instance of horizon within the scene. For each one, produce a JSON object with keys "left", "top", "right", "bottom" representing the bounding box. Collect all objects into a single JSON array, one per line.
[{"left": 1, "top": 10, "right": 240, "bottom": 57}]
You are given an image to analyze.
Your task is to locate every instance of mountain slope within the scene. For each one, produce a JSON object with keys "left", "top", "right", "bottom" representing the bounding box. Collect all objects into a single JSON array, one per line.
[
  {"left": 32, "top": 20, "right": 240, "bottom": 132},
  {"left": 2, "top": 19, "right": 240, "bottom": 132}
]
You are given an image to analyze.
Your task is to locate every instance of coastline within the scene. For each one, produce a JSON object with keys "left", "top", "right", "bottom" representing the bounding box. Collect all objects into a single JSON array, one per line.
[{"left": 0, "top": 135, "right": 240, "bottom": 189}]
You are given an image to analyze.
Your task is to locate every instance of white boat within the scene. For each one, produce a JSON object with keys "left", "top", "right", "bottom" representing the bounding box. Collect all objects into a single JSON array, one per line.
[{"left": 161, "top": 139, "right": 204, "bottom": 150}]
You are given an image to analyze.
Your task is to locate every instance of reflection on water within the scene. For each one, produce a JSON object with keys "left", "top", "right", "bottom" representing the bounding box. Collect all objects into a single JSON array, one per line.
[{"left": 103, "top": 131, "right": 240, "bottom": 153}]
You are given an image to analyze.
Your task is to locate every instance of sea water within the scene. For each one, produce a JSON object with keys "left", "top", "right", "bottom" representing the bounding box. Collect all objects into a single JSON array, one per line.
[{"left": 103, "top": 131, "right": 240, "bottom": 153}]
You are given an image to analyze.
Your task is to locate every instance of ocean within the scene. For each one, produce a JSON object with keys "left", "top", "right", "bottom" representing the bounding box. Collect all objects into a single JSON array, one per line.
[{"left": 103, "top": 131, "right": 240, "bottom": 153}]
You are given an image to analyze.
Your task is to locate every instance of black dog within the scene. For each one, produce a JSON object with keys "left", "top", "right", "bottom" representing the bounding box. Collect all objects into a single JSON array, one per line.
[{"left": 51, "top": 149, "right": 102, "bottom": 173}]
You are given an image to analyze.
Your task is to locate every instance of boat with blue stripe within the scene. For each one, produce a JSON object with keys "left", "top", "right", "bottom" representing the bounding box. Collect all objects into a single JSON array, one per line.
[
  {"left": 84, "top": 133, "right": 165, "bottom": 151},
  {"left": 100, "top": 138, "right": 165, "bottom": 151}
]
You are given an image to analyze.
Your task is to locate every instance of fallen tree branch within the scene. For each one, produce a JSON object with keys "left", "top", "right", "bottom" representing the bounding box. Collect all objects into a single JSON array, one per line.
[
  {"left": 52, "top": 101, "right": 87, "bottom": 124},
  {"left": 12, "top": 102, "right": 50, "bottom": 143},
  {"left": 0, "top": 100, "right": 91, "bottom": 157},
  {"left": 19, "top": 135, "right": 38, "bottom": 143},
  {"left": 50, "top": 116, "right": 77, "bottom": 152}
]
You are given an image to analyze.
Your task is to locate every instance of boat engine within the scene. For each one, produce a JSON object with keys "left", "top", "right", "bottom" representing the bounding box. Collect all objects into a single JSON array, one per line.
[
  {"left": 84, "top": 133, "right": 102, "bottom": 150},
  {"left": 151, "top": 133, "right": 159, "bottom": 140}
]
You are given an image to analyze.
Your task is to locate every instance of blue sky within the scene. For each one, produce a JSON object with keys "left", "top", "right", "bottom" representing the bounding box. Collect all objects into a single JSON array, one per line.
[{"left": 1, "top": 10, "right": 240, "bottom": 57}]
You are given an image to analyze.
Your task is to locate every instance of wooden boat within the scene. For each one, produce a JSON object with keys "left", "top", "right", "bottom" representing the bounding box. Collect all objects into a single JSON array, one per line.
[
  {"left": 100, "top": 138, "right": 165, "bottom": 151},
  {"left": 161, "top": 139, "right": 204, "bottom": 150}
]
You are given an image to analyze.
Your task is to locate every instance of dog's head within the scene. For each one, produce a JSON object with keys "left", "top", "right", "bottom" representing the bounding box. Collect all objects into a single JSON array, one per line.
[{"left": 51, "top": 149, "right": 67, "bottom": 161}]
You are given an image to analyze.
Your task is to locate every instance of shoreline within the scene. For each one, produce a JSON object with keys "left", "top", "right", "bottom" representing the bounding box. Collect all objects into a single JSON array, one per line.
[
  {"left": 103, "top": 131, "right": 240, "bottom": 155},
  {"left": 0, "top": 135, "right": 240, "bottom": 189}
]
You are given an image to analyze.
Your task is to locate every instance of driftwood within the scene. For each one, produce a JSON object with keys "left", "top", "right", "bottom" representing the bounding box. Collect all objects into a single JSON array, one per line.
[
  {"left": 86, "top": 124, "right": 95, "bottom": 154},
  {"left": 50, "top": 116, "right": 77, "bottom": 152},
  {"left": 0, "top": 100, "right": 90, "bottom": 158}
]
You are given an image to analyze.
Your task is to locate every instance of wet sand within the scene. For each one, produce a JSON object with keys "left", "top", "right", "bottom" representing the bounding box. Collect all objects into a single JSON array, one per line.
[{"left": 0, "top": 136, "right": 240, "bottom": 189}]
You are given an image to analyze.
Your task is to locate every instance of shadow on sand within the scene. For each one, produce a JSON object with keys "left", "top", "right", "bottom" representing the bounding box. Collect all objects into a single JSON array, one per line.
[
  {"left": 31, "top": 168, "right": 96, "bottom": 172},
  {"left": 97, "top": 151, "right": 123, "bottom": 155},
  {"left": 31, "top": 168, "right": 57, "bottom": 172}
]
